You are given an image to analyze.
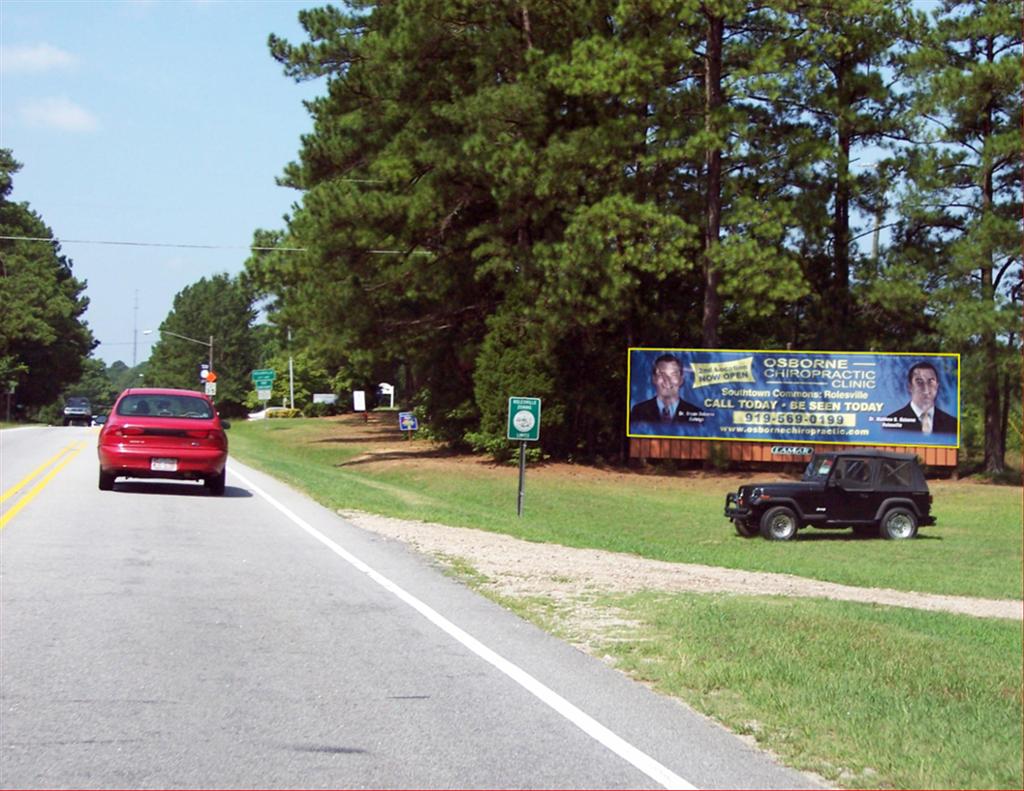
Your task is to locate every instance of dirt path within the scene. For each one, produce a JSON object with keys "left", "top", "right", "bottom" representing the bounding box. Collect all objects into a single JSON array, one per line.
[{"left": 341, "top": 510, "right": 1023, "bottom": 621}]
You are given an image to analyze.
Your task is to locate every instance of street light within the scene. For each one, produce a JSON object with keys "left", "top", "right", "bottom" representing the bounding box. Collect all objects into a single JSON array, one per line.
[{"left": 143, "top": 329, "right": 214, "bottom": 372}]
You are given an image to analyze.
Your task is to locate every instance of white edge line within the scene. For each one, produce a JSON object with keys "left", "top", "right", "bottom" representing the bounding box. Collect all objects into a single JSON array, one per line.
[{"left": 231, "top": 467, "right": 696, "bottom": 791}]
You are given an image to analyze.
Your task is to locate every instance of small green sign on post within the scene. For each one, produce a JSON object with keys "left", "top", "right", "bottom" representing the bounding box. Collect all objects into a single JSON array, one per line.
[
  {"left": 507, "top": 397, "right": 541, "bottom": 442},
  {"left": 507, "top": 397, "right": 541, "bottom": 516}
]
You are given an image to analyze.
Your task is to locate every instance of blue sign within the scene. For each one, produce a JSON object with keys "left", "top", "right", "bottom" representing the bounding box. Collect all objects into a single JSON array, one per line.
[
  {"left": 627, "top": 348, "right": 960, "bottom": 448},
  {"left": 398, "top": 412, "right": 419, "bottom": 431}
]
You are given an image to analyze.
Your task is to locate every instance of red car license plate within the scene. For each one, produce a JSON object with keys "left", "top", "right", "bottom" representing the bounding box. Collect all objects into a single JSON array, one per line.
[{"left": 151, "top": 458, "right": 178, "bottom": 472}]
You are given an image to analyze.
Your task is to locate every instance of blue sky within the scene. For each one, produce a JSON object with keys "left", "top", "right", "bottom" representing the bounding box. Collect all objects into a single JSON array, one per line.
[
  {"left": 1, "top": 0, "right": 323, "bottom": 366},
  {"left": 2, "top": 2, "right": 948, "bottom": 370}
]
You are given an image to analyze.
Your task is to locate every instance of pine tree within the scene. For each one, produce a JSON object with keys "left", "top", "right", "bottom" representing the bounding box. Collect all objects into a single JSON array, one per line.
[
  {"left": 0, "top": 149, "right": 95, "bottom": 413},
  {"left": 145, "top": 273, "right": 260, "bottom": 415},
  {"left": 776, "top": 0, "right": 920, "bottom": 348},
  {"left": 895, "top": 0, "right": 1022, "bottom": 473}
]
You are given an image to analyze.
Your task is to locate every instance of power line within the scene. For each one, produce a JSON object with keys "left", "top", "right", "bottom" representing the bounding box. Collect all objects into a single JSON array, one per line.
[
  {"left": 0, "top": 235, "right": 433, "bottom": 255},
  {"left": 0, "top": 235, "right": 306, "bottom": 252}
]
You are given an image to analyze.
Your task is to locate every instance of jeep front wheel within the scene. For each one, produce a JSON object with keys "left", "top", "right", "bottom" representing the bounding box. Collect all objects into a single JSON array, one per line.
[
  {"left": 760, "top": 506, "right": 798, "bottom": 541},
  {"left": 880, "top": 507, "right": 917, "bottom": 540}
]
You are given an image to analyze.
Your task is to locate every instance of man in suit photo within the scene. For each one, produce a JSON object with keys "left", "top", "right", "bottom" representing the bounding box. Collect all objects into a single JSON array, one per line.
[
  {"left": 883, "top": 361, "right": 957, "bottom": 435},
  {"left": 629, "top": 353, "right": 703, "bottom": 424}
]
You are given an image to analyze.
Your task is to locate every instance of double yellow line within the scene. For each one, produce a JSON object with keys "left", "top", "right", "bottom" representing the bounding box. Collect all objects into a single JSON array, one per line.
[{"left": 0, "top": 441, "right": 86, "bottom": 529}]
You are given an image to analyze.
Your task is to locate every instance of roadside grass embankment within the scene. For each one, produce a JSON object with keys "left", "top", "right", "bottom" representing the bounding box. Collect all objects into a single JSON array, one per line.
[
  {"left": 228, "top": 416, "right": 1023, "bottom": 790},
  {"left": 228, "top": 417, "right": 1021, "bottom": 600}
]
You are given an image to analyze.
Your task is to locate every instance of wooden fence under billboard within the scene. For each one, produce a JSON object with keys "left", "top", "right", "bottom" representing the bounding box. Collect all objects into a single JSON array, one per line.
[{"left": 629, "top": 438, "right": 957, "bottom": 468}]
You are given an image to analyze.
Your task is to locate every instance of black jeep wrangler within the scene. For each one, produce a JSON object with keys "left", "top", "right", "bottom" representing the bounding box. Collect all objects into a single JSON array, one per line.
[{"left": 725, "top": 450, "right": 935, "bottom": 541}]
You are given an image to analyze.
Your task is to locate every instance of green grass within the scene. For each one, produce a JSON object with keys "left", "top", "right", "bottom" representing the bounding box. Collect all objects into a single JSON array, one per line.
[
  {"left": 228, "top": 418, "right": 1023, "bottom": 600},
  {"left": 589, "top": 593, "right": 1023, "bottom": 790},
  {"left": 229, "top": 417, "right": 1024, "bottom": 789}
]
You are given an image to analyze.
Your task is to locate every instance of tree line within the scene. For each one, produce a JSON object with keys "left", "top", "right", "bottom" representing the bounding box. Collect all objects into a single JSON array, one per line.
[
  {"left": 245, "top": 0, "right": 1019, "bottom": 472},
  {"left": 0, "top": 150, "right": 94, "bottom": 412},
  {"left": 2, "top": 1, "right": 1019, "bottom": 475}
]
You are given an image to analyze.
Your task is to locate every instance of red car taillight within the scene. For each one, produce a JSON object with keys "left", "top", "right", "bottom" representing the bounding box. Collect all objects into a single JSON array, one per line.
[
  {"left": 99, "top": 425, "right": 140, "bottom": 439},
  {"left": 187, "top": 429, "right": 226, "bottom": 449},
  {"left": 205, "top": 430, "right": 228, "bottom": 449}
]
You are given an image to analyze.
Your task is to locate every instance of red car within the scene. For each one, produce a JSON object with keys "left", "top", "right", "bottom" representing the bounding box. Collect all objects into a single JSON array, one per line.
[{"left": 97, "top": 387, "right": 229, "bottom": 495}]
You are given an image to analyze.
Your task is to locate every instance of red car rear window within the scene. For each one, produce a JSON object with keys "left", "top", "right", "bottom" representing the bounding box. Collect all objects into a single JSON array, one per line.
[{"left": 116, "top": 394, "right": 213, "bottom": 419}]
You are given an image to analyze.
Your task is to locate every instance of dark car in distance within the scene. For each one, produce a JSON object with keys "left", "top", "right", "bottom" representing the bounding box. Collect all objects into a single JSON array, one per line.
[
  {"left": 97, "top": 388, "right": 229, "bottom": 495},
  {"left": 62, "top": 396, "right": 92, "bottom": 426},
  {"left": 725, "top": 450, "right": 935, "bottom": 541}
]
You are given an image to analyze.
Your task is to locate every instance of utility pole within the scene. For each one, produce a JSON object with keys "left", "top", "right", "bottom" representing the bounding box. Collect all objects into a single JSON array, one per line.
[
  {"left": 132, "top": 290, "right": 139, "bottom": 367},
  {"left": 288, "top": 328, "right": 295, "bottom": 409}
]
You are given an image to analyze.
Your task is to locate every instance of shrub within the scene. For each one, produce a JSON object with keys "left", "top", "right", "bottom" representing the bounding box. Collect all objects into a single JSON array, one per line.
[
  {"left": 267, "top": 408, "right": 302, "bottom": 419},
  {"left": 305, "top": 401, "right": 341, "bottom": 417}
]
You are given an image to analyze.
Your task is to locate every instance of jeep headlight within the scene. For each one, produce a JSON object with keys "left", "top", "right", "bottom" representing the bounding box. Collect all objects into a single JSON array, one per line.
[{"left": 750, "top": 487, "right": 764, "bottom": 503}]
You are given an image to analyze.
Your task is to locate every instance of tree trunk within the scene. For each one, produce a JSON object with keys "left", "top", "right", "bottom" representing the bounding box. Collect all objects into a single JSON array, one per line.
[
  {"left": 981, "top": 194, "right": 1004, "bottom": 474},
  {"left": 831, "top": 60, "right": 852, "bottom": 345},
  {"left": 982, "top": 329, "right": 1004, "bottom": 474},
  {"left": 520, "top": 5, "right": 533, "bottom": 50},
  {"left": 701, "top": 10, "right": 724, "bottom": 348},
  {"left": 980, "top": 44, "right": 1004, "bottom": 475}
]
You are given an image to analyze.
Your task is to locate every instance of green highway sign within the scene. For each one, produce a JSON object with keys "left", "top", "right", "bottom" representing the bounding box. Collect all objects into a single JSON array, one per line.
[
  {"left": 252, "top": 368, "right": 276, "bottom": 392},
  {"left": 507, "top": 397, "right": 541, "bottom": 442}
]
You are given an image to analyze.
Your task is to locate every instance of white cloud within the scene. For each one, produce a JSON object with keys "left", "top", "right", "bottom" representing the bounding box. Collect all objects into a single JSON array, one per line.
[
  {"left": 21, "top": 97, "right": 99, "bottom": 132},
  {"left": 1, "top": 43, "right": 77, "bottom": 74}
]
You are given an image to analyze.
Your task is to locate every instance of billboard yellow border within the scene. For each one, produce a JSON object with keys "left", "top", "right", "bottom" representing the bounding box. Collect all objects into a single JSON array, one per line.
[{"left": 626, "top": 347, "right": 961, "bottom": 449}]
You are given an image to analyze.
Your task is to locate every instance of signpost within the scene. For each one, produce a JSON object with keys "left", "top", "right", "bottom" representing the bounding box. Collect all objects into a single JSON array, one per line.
[
  {"left": 398, "top": 411, "right": 418, "bottom": 438},
  {"left": 507, "top": 397, "right": 541, "bottom": 516},
  {"left": 199, "top": 365, "right": 218, "bottom": 397},
  {"left": 252, "top": 369, "right": 276, "bottom": 405}
]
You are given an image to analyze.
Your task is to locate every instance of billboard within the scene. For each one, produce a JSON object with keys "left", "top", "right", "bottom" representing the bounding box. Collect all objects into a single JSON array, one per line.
[{"left": 627, "top": 348, "right": 960, "bottom": 448}]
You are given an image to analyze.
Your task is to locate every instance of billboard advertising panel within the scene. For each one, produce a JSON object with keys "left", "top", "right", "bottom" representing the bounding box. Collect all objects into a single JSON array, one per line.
[{"left": 627, "top": 348, "right": 960, "bottom": 448}]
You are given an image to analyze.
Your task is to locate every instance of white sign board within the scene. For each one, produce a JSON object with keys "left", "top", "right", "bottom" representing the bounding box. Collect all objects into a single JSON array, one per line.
[
  {"left": 313, "top": 393, "right": 338, "bottom": 404},
  {"left": 353, "top": 390, "right": 366, "bottom": 412}
]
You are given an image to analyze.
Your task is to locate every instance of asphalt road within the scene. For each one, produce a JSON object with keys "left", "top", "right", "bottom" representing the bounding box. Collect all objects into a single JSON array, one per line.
[{"left": 1, "top": 426, "right": 823, "bottom": 790}]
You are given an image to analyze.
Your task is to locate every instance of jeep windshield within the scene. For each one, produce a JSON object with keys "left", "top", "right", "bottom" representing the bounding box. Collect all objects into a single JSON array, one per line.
[{"left": 802, "top": 454, "right": 835, "bottom": 481}]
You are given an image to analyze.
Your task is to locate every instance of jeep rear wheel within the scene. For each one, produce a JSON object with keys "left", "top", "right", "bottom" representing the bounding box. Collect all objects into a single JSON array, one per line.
[
  {"left": 734, "top": 519, "right": 758, "bottom": 538},
  {"left": 760, "top": 506, "right": 798, "bottom": 541},
  {"left": 880, "top": 507, "right": 917, "bottom": 540}
]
